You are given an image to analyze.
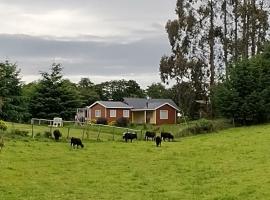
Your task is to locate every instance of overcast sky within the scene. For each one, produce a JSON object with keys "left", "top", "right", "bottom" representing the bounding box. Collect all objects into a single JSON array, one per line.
[{"left": 0, "top": 0, "right": 176, "bottom": 88}]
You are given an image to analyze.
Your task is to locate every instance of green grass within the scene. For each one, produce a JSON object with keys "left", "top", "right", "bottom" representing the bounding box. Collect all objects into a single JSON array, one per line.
[{"left": 1, "top": 124, "right": 270, "bottom": 199}]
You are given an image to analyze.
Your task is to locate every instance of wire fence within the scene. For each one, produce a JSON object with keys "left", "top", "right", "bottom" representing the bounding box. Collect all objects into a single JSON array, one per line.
[{"left": 7, "top": 118, "right": 145, "bottom": 141}]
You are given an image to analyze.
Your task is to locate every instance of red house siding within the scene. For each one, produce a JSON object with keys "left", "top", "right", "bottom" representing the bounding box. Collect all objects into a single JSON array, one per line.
[
  {"left": 156, "top": 104, "right": 176, "bottom": 125},
  {"left": 90, "top": 104, "right": 106, "bottom": 120},
  {"left": 106, "top": 108, "right": 131, "bottom": 122}
]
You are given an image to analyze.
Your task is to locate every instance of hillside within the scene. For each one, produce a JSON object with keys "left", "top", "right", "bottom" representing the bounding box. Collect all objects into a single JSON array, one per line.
[{"left": 0, "top": 124, "right": 270, "bottom": 199}]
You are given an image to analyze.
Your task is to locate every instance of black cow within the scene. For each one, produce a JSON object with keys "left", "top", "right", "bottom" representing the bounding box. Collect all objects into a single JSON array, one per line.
[
  {"left": 123, "top": 132, "right": 137, "bottom": 142},
  {"left": 53, "top": 130, "right": 61, "bottom": 141},
  {"left": 161, "top": 132, "right": 174, "bottom": 141},
  {"left": 145, "top": 131, "right": 156, "bottom": 141},
  {"left": 71, "top": 137, "right": 84, "bottom": 148},
  {"left": 155, "top": 136, "right": 161, "bottom": 147}
]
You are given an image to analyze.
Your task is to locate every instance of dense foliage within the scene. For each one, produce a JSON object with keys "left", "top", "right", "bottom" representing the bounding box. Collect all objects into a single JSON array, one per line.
[
  {"left": 146, "top": 83, "right": 170, "bottom": 99},
  {"left": 116, "top": 117, "right": 129, "bottom": 127},
  {"left": 0, "top": 120, "right": 7, "bottom": 131},
  {"left": 77, "top": 78, "right": 100, "bottom": 107},
  {"left": 213, "top": 45, "right": 270, "bottom": 124},
  {"left": 29, "top": 63, "right": 81, "bottom": 120},
  {"left": 0, "top": 61, "right": 26, "bottom": 122},
  {"left": 96, "top": 117, "right": 108, "bottom": 125},
  {"left": 95, "top": 80, "right": 145, "bottom": 101},
  {"left": 160, "top": 0, "right": 269, "bottom": 119}
]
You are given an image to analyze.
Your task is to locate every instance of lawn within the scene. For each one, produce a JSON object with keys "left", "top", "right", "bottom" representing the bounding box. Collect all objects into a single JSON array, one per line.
[{"left": 1, "top": 124, "right": 270, "bottom": 199}]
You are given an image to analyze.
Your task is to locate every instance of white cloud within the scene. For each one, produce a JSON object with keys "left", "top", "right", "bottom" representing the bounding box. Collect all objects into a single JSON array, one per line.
[{"left": 0, "top": 0, "right": 177, "bottom": 87}]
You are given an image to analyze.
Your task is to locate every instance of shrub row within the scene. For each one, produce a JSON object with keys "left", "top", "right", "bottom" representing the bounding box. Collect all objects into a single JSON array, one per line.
[
  {"left": 94, "top": 117, "right": 129, "bottom": 127},
  {"left": 178, "top": 118, "right": 232, "bottom": 137}
]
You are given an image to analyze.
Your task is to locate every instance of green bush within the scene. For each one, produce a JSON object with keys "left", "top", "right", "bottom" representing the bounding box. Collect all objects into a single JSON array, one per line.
[
  {"left": 96, "top": 117, "right": 108, "bottom": 125},
  {"left": 10, "top": 129, "right": 29, "bottom": 137},
  {"left": 197, "top": 118, "right": 214, "bottom": 132},
  {"left": 0, "top": 120, "right": 7, "bottom": 131},
  {"left": 178, "top": 119, "right": 232, "bottom": 137},
  {"left": 116, "top": 117, "right": 129, "bottom": 127},
  {"left": 35, "top": 132, "right": 41, "bottom": 137},
  {"left": 179, "top": 119, "right": 214, "bottom": 135},
  {"left": 44, "top": 131, "right": 52, "bottom": 138}
]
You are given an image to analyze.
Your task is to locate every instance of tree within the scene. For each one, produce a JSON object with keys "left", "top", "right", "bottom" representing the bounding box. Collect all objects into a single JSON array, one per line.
[
  {"left": 77, "top": 78, "right": 99, "bottom": 107},
  {"left": 0, "top": 61, "right": 26, "bottom": 122},
  {"left": 146, "top": 83, "right": 169, "bottom": 99},
  {"left": 30, "top": 63, "right": 81, "bottom": 120},
  {"left": 96, "top": 80, "right": 145, "bottom": 101},
  {"left": 160, "top": 0, "right": 269, "bottom": 118},
  {"left": 213, "top": 44, "right": 270, "bottom": 124}
]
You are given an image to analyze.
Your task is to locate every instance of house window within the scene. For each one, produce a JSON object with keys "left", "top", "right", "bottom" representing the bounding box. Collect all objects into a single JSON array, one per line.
[
  {"left": 110, "top": 110, "right": 116, "bottom": 117},
  {"left": 160, "top": 110, "right": 168, "bottom": 120},
  {"left": 95, "top": 110, "right": 101, "bottom": 118},
  {"left": 123, "top": 110, "right": 130, "bottom": 118}
]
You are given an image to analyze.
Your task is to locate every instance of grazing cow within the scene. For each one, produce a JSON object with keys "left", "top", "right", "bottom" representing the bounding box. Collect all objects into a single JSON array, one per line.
[
  {"left": 0, "top": 137, "right": 4, "bottom": 152},
  {"left": 155, "top": 136, "right": 161, "bottom": 147},
  {"left": 53, "top": 130, "right": 61, "bottom": 141},
  {"left": 161, "top": 132, "right": 174, "bottom": 141},
  {"left": 145, "top": 131, "right": 156, "bottom": 141},
  {"left": 71, "top": 137, "right": 84, "bottom": 148},
  {"left": 123, "top": 132, "right": 137, "bottom": 143}
]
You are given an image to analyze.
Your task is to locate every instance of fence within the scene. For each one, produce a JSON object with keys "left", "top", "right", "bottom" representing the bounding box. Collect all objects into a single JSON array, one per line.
[{"left": 21, "top": 118, "right": 144, "bottom": 141}]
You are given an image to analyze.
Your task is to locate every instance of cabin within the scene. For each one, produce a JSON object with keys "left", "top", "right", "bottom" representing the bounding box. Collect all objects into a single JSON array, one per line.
[{"left": 76, "top": 98, "right": 180, "bottom": 125}]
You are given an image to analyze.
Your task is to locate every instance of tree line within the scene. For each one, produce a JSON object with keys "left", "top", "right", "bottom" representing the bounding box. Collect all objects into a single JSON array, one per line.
[{"left": 0, "top": 62, "right": 181, "bottom": 122}]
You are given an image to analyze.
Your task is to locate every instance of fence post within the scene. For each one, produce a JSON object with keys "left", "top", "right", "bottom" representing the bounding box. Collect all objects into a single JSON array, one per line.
[
  {"left": 112, "top": 126, "right": 115, "bottom": 141},
  {"left": 86, "top": 126, "right": 90, "bottom": 139},
  {"left": 141, "top": 130, "right": 143, "bottom": 141},
  {"left": 97, "top": 125, "right": 101, "bottom": 141},
  {"left": 82, "top": 128, "right": 85, "bottom": 140},
  {"left": 31, "top": 124, "right": 34, "bottom": 138},
  {"left": 67, "top": 127, "right": 70, "bottom": 139}
]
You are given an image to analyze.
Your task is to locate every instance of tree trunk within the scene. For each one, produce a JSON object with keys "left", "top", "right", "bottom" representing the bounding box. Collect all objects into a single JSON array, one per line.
[
  {"left": 251, "top": 0, "right": 256, "bottom": 56},
  {"left": 234, "top": 0, "right": 239, "bottom": 62},
  {"left": 209, "top": 0, "right": 215, "bottom": 86},
  {"left": 223, "top": 0, "right": 229, "bottom": 79}
]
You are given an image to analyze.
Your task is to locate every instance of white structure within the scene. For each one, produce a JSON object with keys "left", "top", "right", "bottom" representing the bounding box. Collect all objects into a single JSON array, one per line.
[{"left": 53, "top": 117, "right": 63, "bottom": 127}]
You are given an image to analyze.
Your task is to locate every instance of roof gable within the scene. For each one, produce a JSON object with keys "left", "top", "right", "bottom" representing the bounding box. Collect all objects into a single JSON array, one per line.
[{"left": 89, "top": 101, "right": 132, "bottom": 109}]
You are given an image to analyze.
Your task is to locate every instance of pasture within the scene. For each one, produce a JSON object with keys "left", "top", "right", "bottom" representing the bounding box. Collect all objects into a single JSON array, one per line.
[{"left": 1, "top": 124, "right": 270, "bottom": 199}]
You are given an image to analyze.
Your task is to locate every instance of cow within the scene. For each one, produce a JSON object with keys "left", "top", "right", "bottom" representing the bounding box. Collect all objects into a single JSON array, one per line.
[
  {"left": 161, "top": 132, "right": 174, "bottom": 141},
  {"left": 155, "top": 136, "right": 161, "bottom": 147},
  {"left": 53, "top": 129, "right": 61, "bottom": 141},
  {"left": 123, "top": 132, "right": 137, "bottom": 143},
  {"left": 71, "top": 137, "right": 84, "bottom": 148},
  {"left": 145, "top": 131, "right": 156, "bottom": 141}
]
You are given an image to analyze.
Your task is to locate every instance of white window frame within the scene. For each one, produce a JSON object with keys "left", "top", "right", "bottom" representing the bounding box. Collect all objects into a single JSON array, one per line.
[
  {"left": 110, "top": 109, "right": 116, "bottom": 117},
  {"left": 123, "top": 110, "right": 130, "bottom": 118},
  {"left": 95, "top": 110, "right": 101, "bottom": 118},
  {"left": 160, "top": 110, "right": 168, "bottom": 120}
]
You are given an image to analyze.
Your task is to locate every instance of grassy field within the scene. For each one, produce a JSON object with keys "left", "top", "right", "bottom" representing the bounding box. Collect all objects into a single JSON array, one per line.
[{"left": 1, "top": 124, "right": 270, "bottom": 199}]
